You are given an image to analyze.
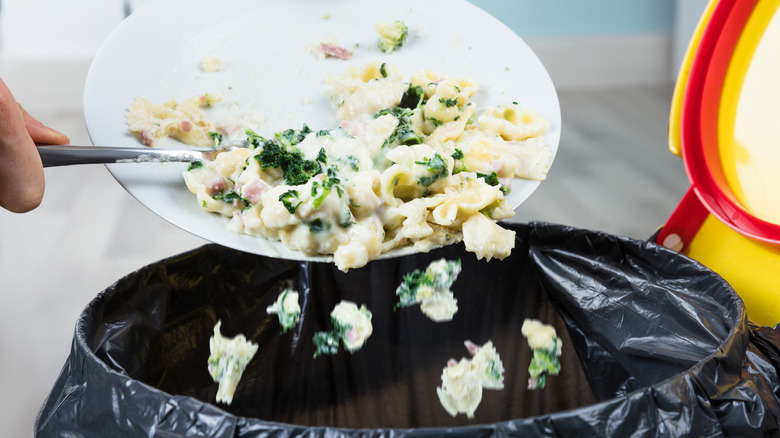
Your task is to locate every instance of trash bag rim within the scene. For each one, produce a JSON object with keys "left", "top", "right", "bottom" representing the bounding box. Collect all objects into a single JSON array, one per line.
[{"left": 65, "top": 222, "right": 754, "bottom": 434}]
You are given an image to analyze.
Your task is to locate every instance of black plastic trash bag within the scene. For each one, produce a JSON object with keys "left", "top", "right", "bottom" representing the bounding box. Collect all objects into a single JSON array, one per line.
[{"left": 36, "top": 222, "right": 780, "bottom": 437}]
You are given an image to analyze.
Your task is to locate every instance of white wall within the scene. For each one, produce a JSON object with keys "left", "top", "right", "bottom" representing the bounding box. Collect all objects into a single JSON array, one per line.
[
  {"left": 0, "top": 0, "right": 126, "bottom": 58},
  {"left": 673, "top": 0, "right": 710, "bottom": 75},
  {"left": 0, "top": 0, "right": 706, "bottom": 113},
  {"left": 470, "top": 0, "right": 676, "bottom": 38},
  {"left": 0, "top": 0, "right": 158, "bottom": 112}
]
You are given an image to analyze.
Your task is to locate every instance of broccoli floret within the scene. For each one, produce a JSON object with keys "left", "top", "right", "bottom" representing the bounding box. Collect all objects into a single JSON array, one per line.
[
  {"left": 251, "top": 125, "right": 324, "bottom": 185},
  {"left": 527, "top": 338, "right": 562, "bottom": 389},
  {"left": 373, "top": 106, "right": 424, "bottom": 169},
  {"left": 399, "top": 85, "right": 425, "bottom": 109},
  {"left": 266, "top": 288, "right": 301, "bottom": 333},
  {"left": 316, "top": 147, "right": 328, "bottom": 165},
  {"left": 439, "top": 97, "right": 459, "bottom": 108},
  {"left": 522, "top": 319, "right": 563, "bottom": 390},
  {"left": 311, "top": 180, "right": 331, "bottom": 210},
  {"left": 313, "top": 331, "right": 341, "bottom": 357},
  {"left": 476, "top": 171, "right": 500, "bottom": 187},
  {"left": 310, "top": 166, "right": 345, "bottom": 209},
  {"left": 376, "top": 107, "right": 423, "bottom": 147},
  {"left": 313, "top": 319, "right": 352, "bottom": 357},
  {"left": 396, "top": 270, "right": 424, "bottom": 308},
  {"left": 279, "top": 190, "right": 301, "bottom": 214},
  {"left": 416, "top": 153, "right": 449, "bottom": 187},
  {"left": 341, "top": 155, "right": 360, "bottom": 171},
  {"left": 339, "top": 210, "right": 355, "bottom": 228},
  {"left": 307, "top": 218, "right": 329, "bottom": 233},
  {"left": 488, "top": 358, "right": 503, "bottom": 382},
  {"left": 451, "top": 149, "right": 469, "bottom": 174},
  {"left": 480, "top": 199, "right": 503, "bottom": 219},
  {"left": 208, "top": 131, "right": 223, "bottom": 146},
  {"left": 275, "top": 125, "right": 312, "bottom": 148},
  {"left": 477, "top": 171, "right": 509, "bottom": 194},
  {"left": 213, "top": 190, "right": 249, "bottom": 207},
  {"left": 377, "top": 20, "right": 408, "bottom": 53},
  {"left": 313, "top": 303, "right": 371, "bottom": 357}
]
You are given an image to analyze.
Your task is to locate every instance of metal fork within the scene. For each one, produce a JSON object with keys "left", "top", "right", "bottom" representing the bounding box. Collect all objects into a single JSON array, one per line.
[{"left": 37, "top": 143, "right": 248, "bottom": 167}]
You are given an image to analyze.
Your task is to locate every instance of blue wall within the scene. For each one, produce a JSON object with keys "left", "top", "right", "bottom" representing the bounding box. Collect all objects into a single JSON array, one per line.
[{"left": 468, "top": 0, "right": 675, "bottom": 39}]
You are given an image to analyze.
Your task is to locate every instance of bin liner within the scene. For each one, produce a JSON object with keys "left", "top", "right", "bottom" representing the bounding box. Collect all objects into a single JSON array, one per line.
[{"left": 35, "top": 222, "right": 780, "bottom": 437}]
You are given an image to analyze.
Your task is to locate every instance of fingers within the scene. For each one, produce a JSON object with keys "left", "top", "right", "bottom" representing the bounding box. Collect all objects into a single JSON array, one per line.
[
  {"left": 0, "top": 78, "right": 46, "bottom": 213},
  {"left": 20, "top": 105, "right": 71, "bottom": 145}
]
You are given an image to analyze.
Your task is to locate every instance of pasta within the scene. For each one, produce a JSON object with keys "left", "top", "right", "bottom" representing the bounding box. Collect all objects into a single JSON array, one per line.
[
  {"left": 207, "top": 321, "right": 258, "bottom": 405},
  {"left": 437, "top": 340, "right": 505, "bottom": 418},
  {"left": 521, "top": 318, "right": 563, "bottom": 389},
  {"left": 313, "top": 300, "right": 374, "bottom": 356},
  {"left": 159, "top": 60, "right": 551, "bottom": 271},
  {"left": 127, "top": 94, "right": 222, "bottom": 147},
  {"left": 395, "top": 258, "right": 462, "bottom": 322},
  {"left": 266, "top": 288, "right": 301, "bottom": 332}
]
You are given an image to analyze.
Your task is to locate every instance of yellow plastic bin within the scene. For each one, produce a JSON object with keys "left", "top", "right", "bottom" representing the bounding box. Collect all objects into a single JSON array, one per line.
[{"left": 656, "top": 0, "right": 780, "bottom": 326}]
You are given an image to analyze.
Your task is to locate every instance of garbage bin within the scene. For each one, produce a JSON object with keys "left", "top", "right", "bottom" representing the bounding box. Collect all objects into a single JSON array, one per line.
[
  {"left": 655, "top": 0, "right": 780, "bottom": 326},
  {"left": 36, "top": 222, "right": 780, "bottom": 437}
]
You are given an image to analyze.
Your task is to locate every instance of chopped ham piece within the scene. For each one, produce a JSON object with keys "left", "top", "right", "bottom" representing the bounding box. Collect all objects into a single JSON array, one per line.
[
  {"left": 340, "top": 119, "right": 365, "bottom": 137},
  {"left": 339, "top": 115, "right": 371, "bottom": 137},
  {"left": 346, "top": 329, "right": 360, "bottom": 344},
  {"left": 181, "top": 120, "right": 193, "bottom": 132},
  {"left": 139, "top": 130, "right": 156, "bottom": 146},
  {"left": 321, "top": 42, "right": 353, "bottom": 60},
  {"left": 241, "top": 178, "right": 270, "bottom": 204},
  {"left": 215, "top": 124, "right": 241, "bottom": 137},
  {"left": 206, "top": 177, "right": 226, "bottom": 197},
  {"left": 464, "top": 340, "right": 480, "bottom": 356}
]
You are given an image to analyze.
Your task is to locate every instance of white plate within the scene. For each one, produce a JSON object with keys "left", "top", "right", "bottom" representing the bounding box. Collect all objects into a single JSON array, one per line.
[{"left": 84, "top": 0, "right": 560, "bottom": 263}]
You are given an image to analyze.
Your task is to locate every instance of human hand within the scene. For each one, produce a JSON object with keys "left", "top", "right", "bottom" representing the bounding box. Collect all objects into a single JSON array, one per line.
[{"left": 0, "top": 77, "right": 70, "bottom": 213}]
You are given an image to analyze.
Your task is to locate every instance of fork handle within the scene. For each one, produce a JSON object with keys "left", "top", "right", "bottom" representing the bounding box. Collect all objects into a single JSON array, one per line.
[{"left": 37, "top": 145, "right": 203, "bottom": 167}]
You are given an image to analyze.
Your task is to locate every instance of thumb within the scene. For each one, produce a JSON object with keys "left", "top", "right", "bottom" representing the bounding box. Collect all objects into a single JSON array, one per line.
[
  {"left": 0, "top": 79, "right": 45, "bottom": 212},
  {"left": 19, "top": 105, "right": 71, "bottom": 145}
]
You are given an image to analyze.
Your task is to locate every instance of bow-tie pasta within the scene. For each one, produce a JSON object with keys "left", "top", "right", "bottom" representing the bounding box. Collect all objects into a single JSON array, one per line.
[{"left": 157, "top": 61, "right": 552, "bottom": 271}]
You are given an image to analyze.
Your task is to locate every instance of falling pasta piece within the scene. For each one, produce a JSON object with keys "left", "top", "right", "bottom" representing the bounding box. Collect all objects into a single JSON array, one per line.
[
  {"left": 313, "top": 300, "right": 373, "bottom": 357},
  {"left": 521, "top": 318, "right": 562, "bottom": 389},
  {"left": 266, "top": 288, "right": 301, "bottom": 332},
  {"left": 395, "top": 258, "right": 461, "bottom": 321},
  {"left": 207, "top": 320, "right": 258, "bottom": 405},
  {"left": 437, "top": 340, "right": 505, "bottom": 418}
]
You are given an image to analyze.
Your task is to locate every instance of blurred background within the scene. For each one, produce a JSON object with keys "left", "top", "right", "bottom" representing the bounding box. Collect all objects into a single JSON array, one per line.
[{"left": 0, "top": 0, "right": 706, "bottom": 436}]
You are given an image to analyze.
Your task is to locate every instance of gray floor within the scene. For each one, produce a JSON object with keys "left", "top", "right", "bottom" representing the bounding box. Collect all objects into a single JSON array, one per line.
[
  {"left": 512, "top": 83, "right": 688, "bottom": 235},
  {"left": 0, "top": 82, "right": 688, "bottom": 437}
]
